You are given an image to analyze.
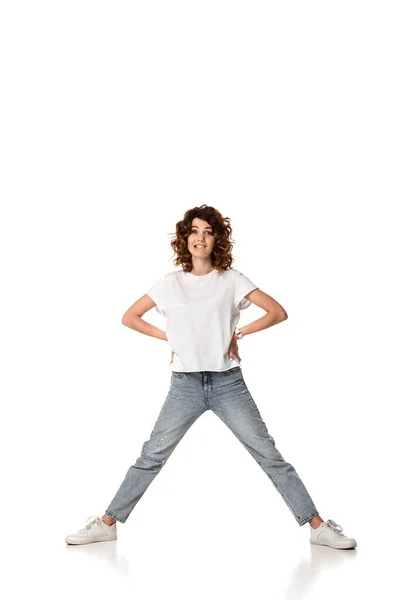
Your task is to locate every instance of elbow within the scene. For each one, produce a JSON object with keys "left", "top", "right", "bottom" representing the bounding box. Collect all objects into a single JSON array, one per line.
[
  {"left": 280, "top": 310, "right": 288, "bottom": 322},
  {"left": 122, "top": 314, "right": 141, "bottom": 327},
  {"left": 122, "top": 314, "right": 133, "bottom": 327},
  {"left": 121, "top": 311, "right": 130, "bottom": 325}
]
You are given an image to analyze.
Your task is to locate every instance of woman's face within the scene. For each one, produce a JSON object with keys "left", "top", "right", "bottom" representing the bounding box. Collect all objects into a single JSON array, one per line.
[{"left": 187, "top": 217, "right": 215, "bottom": 257}]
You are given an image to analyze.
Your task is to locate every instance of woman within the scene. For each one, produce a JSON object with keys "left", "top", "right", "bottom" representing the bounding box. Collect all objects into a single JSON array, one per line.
[{"left": 65, "top": 205, "right": 356, "bottom": 549}]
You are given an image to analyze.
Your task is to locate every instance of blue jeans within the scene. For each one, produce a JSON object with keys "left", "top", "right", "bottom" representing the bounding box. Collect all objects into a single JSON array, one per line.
[{"left": 105, "top": 367, "right": 319, "bottom": 526}]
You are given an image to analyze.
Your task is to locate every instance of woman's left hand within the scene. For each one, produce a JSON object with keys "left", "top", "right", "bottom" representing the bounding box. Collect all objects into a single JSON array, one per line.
[{"left": 228, "top": 332, "right": 241, "bottom": 362}]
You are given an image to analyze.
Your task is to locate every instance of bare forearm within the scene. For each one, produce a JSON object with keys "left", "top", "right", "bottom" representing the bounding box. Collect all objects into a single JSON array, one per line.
[
  {"left": 240, "top": 311, "right": 287, "bottom": 337},
  {"left": 122, "top": 315, "right": 167, "bottom": 341}
]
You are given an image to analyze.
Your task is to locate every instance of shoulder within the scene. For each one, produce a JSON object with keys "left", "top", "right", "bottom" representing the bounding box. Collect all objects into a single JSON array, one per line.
[
  {"left": 158, "top": 269, "right": 184, "bottom": 284},
  {"left": 213, "top": 268, "right": 238, "bottom": 286},
  {"left": 165, "top": 270, "right": 178, "bottom": 279},
  {"left": 214, "top": 268, "right": 242, "bottom": 280},
  {"left": 229, "top": 267, "right": 245, "bottom": 279},
  {"left": 166, "top": 269, "right": 183, "bottom": 279},
  {"left": 230, "top": 268, "right": 257, "bottom": 288}
]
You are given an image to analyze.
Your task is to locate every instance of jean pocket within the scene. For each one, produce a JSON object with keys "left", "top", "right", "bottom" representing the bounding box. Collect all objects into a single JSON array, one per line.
[
  {"left": 172, "top": 371, "right": 185, "bottom": 379},
  {"left": 220, "top": 366, "right": 242, "bottom": 377}
]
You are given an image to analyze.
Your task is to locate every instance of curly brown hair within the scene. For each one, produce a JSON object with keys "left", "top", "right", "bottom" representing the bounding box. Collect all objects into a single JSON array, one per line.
[{"left": 169, "top": 204, "right": 236, "bottom": 274}]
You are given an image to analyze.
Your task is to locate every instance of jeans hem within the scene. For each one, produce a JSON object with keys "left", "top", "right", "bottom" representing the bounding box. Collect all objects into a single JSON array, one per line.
[
  {"left": 298, "top": 510, "right": 320, "bottom": 527},
  {"left": 105, "top": 509, "right": 126, "bottom": 524}
]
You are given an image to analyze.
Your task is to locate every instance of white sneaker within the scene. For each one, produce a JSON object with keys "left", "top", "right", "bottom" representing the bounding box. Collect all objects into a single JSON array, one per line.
[
  {"left": 65, "top": 515, "right": 117, "bottom": 545},
  {"left": 310, "top": 519, "right": 357, "bottom": 549}
]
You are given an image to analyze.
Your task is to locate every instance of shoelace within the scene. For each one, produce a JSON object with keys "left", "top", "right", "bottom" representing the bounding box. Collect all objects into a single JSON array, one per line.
[
  {"left": 82, "top": 515, "right": 102, "bottom": 530},
  {"left": 323, "top": 519, "right": 344, "bottom": 536}
]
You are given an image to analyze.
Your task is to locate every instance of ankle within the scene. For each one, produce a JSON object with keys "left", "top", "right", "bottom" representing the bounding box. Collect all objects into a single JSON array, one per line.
[
  {"left": 309, "top": 515, "right": 324, "bottom": 529},
  {"left": 101, "top": 514, "right": 116, "bottom": 526}
]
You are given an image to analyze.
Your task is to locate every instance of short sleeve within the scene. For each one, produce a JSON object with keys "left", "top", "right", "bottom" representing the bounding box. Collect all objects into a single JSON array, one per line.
[
  {"left": 146, "top": 275, "right": 167, "bottom": 316},
  {"left": 233, "top": 269, "right": 258, "bottom": 310}
]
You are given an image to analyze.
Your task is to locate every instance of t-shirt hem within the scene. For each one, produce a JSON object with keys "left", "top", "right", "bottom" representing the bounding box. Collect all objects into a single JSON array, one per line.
[{"left": 170, "top": 365, "right": 242, "bottom": 373}]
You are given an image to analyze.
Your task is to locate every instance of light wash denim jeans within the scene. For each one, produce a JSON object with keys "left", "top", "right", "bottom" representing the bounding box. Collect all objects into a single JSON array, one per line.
[{"left": 105, "top": 367, "right": 319, "bottom": 526}]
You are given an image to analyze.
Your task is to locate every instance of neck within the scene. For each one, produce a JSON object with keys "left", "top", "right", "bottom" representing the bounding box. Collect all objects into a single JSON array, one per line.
[{"left": 190, "top": 258, "right": 214, "bottom": 276}]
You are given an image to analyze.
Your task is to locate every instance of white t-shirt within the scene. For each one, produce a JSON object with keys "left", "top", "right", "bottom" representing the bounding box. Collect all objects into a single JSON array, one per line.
[{"left": 146, "top": 267, "right": 258, "bottom": 372}]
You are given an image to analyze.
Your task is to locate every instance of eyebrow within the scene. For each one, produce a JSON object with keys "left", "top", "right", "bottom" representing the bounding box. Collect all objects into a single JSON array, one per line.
[{"left": 192, "top": 226, "right": 212, "bottom": 230}]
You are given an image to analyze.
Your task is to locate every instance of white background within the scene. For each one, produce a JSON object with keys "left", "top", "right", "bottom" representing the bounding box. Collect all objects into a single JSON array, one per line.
[{"left": 1, "top": 1, "right": 398, "bottom": 598}]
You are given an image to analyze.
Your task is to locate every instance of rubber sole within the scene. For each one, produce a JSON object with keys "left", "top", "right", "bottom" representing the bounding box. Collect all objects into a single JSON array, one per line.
[
  {"left": 310, "top": 539, "right": 357, "bottom": 549},
  {"left": 65, "top": 535, "right": 117, "bottom": 545}
]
